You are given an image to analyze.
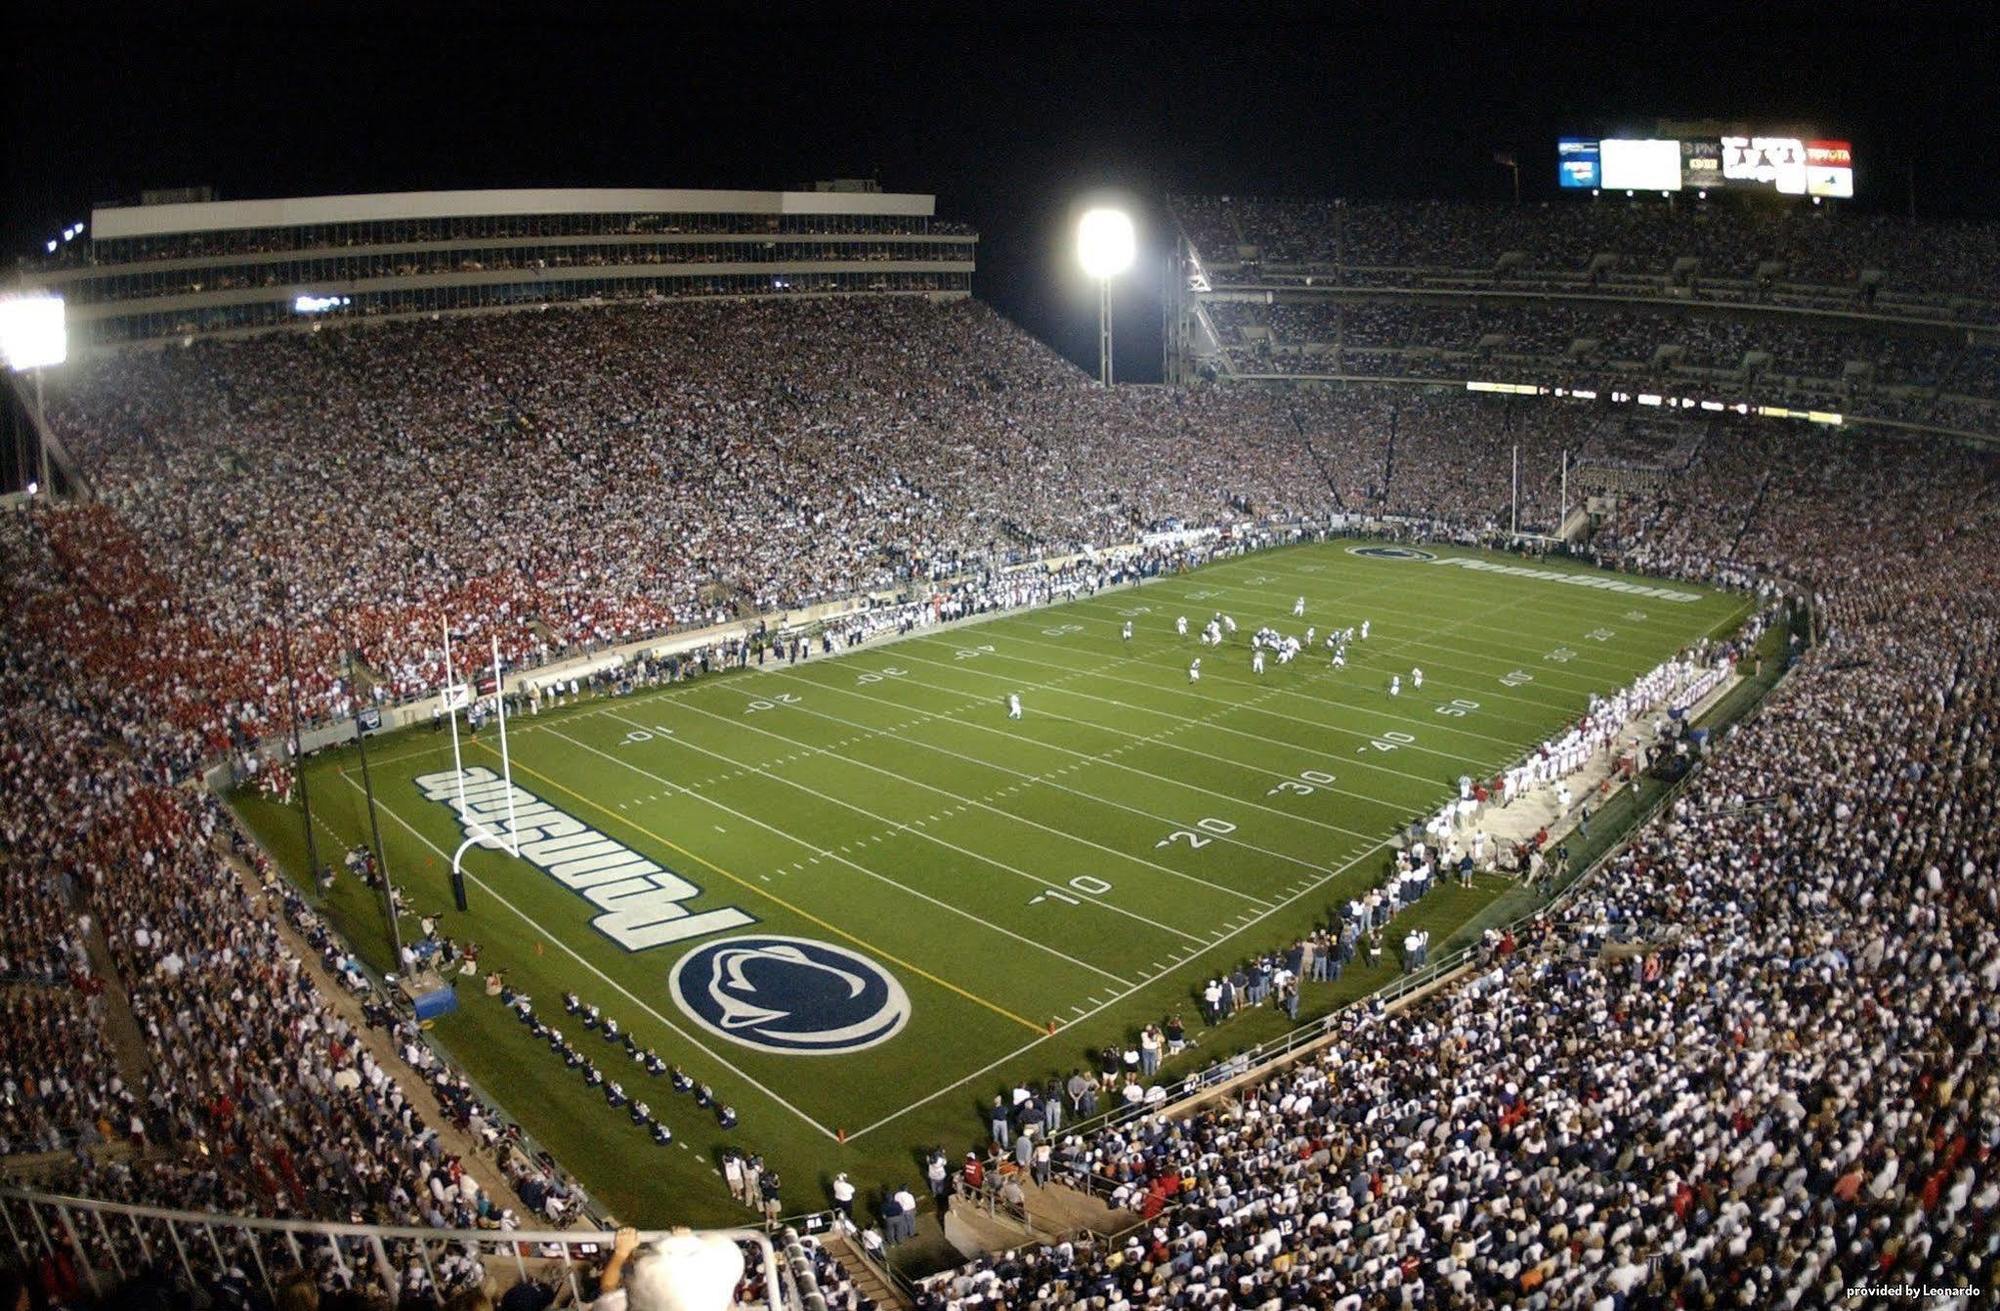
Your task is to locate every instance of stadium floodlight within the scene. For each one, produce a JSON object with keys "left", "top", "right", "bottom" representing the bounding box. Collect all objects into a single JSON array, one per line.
[
  {"left": 1077, "top": 208, "right": 1136, "bottom": 280},
  {"left": 1077, "top": 207, "right": 1136, "bottom": 386},
  {"left": 2, "top": 294, "right": 65, "bottom": 495},
  {"left": 0, "top": 294, "right": 66, "bottom": 372}
]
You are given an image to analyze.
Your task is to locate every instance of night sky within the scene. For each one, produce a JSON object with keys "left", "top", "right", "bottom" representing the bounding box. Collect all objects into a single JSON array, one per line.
[{"left": 6, "top": 1, "right": 1995, "bottom": 382}]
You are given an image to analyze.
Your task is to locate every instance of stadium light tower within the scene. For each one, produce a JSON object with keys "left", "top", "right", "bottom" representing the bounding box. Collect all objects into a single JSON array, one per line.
[
  {"left": 1077, "top": 208, "right": 1136, "bottom": 386},
  {"left": 0, "top": 293, "right": 68, "bottom": 495}
]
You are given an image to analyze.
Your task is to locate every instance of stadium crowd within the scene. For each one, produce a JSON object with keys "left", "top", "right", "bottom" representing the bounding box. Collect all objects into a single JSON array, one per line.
[
  {"left": 1174, "top": 195, "right": 2000, "bottom": 308},
  {"left": 1181, "top": 196, "right": 2000, "bottom": 440},
  {"left": 1205, "top": 295, "right": 1980, "bottom": 433},
  {"left": 3, "top": 265, "right": 1998, "bottom": 1310},
  {"left": 0, "top": 512, "right": 592, "bottom": 1269},
  {"left": 918, "top": 429, "right": 2000, "bottom": 1308},
  {"left": 42, "top": 299, "right": 1340, "bottom": 740}
]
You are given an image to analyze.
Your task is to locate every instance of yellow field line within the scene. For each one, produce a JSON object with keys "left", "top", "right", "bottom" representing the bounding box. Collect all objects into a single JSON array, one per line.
[{"left": 464, "top": 739, "right": 1048, "bottom": 1036}]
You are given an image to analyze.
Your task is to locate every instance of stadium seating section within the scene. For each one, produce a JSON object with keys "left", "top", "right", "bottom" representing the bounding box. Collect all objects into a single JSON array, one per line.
[{"left": 1175, "top": 196, "right": 2000, "bottom": 436}]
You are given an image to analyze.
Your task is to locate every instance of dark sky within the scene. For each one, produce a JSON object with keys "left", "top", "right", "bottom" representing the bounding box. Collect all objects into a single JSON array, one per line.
[{"left": 7, "top": 0, "right": 1996, "bottom": 381}]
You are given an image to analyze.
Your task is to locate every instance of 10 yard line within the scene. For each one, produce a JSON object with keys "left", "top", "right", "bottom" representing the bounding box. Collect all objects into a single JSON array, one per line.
[{"left": 335, "top": 770, "right": 848, "bottom": 1141}]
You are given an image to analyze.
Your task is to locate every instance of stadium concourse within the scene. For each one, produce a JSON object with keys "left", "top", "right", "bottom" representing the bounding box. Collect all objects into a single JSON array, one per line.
[{"left": 0, "top": 226, "right": 1997, "bottom": 1311}]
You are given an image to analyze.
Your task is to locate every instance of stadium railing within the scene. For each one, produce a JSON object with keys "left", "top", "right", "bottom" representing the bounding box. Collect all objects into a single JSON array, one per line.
[{"left": 0, "top": 1186, "right": 834, "bottom": 1311}]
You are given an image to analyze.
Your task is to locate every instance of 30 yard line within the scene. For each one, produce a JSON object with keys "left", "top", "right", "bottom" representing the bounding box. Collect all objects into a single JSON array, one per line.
[
  {"left": 891, "top": 642, "right": 1480, "bottom": 789},
  {"left": 759, "top": 664, "right": 1395, "bottom": 842},
  {"left": 807, "top": 663, "right": 1425, "bottom": 824}
]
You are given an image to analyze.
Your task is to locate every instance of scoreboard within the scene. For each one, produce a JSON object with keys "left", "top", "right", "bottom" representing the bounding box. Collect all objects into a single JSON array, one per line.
[{"left": 1558, "top": 133, "right": 1853, "bottom": 198}]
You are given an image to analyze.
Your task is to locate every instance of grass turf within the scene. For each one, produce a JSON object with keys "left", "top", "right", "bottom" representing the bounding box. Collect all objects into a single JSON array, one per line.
[{"left": 232, "top": 538, "right": 1750, "bottom": 1228}]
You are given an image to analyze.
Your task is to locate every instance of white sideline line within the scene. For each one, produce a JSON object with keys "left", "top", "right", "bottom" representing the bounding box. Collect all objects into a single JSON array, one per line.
[{"left": 334, "top": 773, "right": 843, "bottom": 1142}]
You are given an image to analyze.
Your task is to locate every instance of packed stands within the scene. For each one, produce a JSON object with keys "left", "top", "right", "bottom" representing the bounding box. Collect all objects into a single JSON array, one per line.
[
  {"left": 1175, "top": 196, "right": 2000, "bottom": 441},
  {"left": 43, "top": 298, "right": 1340, "bottom": 737},
  {"left": 0, "top": 512, "right": 587, "bottom": 1231},
  {"left": 918, "top": 425, "right": 2000, "bottom": 1310},
  {"left": 3, "top": 228, "right": 1999, "bottom": 1306}
]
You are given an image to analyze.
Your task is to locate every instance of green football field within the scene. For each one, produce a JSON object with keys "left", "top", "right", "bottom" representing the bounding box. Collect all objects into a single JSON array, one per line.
[{"left": 236, "top": 539, "right": 1750, "bottom": 1227}]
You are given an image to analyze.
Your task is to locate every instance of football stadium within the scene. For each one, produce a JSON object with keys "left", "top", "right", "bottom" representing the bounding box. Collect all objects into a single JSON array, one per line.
[{"left": 1, "top": 12, "right": 1996, "bottom": 1311}]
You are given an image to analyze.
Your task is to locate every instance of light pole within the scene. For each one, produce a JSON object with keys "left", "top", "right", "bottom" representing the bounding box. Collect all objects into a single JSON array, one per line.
[
  {"left": 0, "top": 294, "right": 66, "bottom": 495},
  {"left": 1077, "top": 208, "right": 1136, "bottom": 387}
]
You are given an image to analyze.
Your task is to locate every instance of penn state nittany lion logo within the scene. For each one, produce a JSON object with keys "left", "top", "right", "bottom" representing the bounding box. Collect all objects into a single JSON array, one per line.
[
  {"left": 671, "top": 936, "right": 910, "bottom": 1055},
  {"left": 1346, "top": 545, "right": 1438, "bottom": 561}
]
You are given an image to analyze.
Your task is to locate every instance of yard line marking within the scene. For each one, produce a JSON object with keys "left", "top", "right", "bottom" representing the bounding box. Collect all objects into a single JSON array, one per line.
[
  {"left": 1128, "top": 571, "right": 1644, "bottom": 683},
  {"left": 525, "top": 728, "right": 1136, "bottom": 988},
  {"left": 765, "top": 667, "right": 1394, "bottom": 845},
  {"left": 843, "top": 827, "right": 1398, "bottom": 1140},
  {"left": 598, "top": 708, "right": 1248, "bottom": 928},
  {"left": 905, "top": 639, "right": 1496, "bottom": 782},
  {"left": 1032, "top": 610, "right": 1567, "bottom": 740},
  {"left": 458, "top": 741, "right": 1068, "bottom": 1030},
  {"left": 335, "top": 772, "right": 845, "bottom": 1141},
  {"left": 890, "top": 645, "right": 1463, "bottom": 796}
]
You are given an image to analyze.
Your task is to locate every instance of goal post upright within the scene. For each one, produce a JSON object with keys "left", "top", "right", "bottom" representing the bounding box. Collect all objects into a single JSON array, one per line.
[
  {"left": 490, "top": 634, "right": 520, "bottom": 857},
  {"left": 440, "top": 618, "right": 522, "bottom": 915}
]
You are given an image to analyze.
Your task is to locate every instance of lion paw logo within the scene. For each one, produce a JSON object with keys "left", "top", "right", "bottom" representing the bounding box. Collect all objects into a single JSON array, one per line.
[
  {"left": 1346, "top": 545, "right": 1438, "bottom": 561},
  {"left": 671, "top": 936, "right": 910, "bottom": 1055}
]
